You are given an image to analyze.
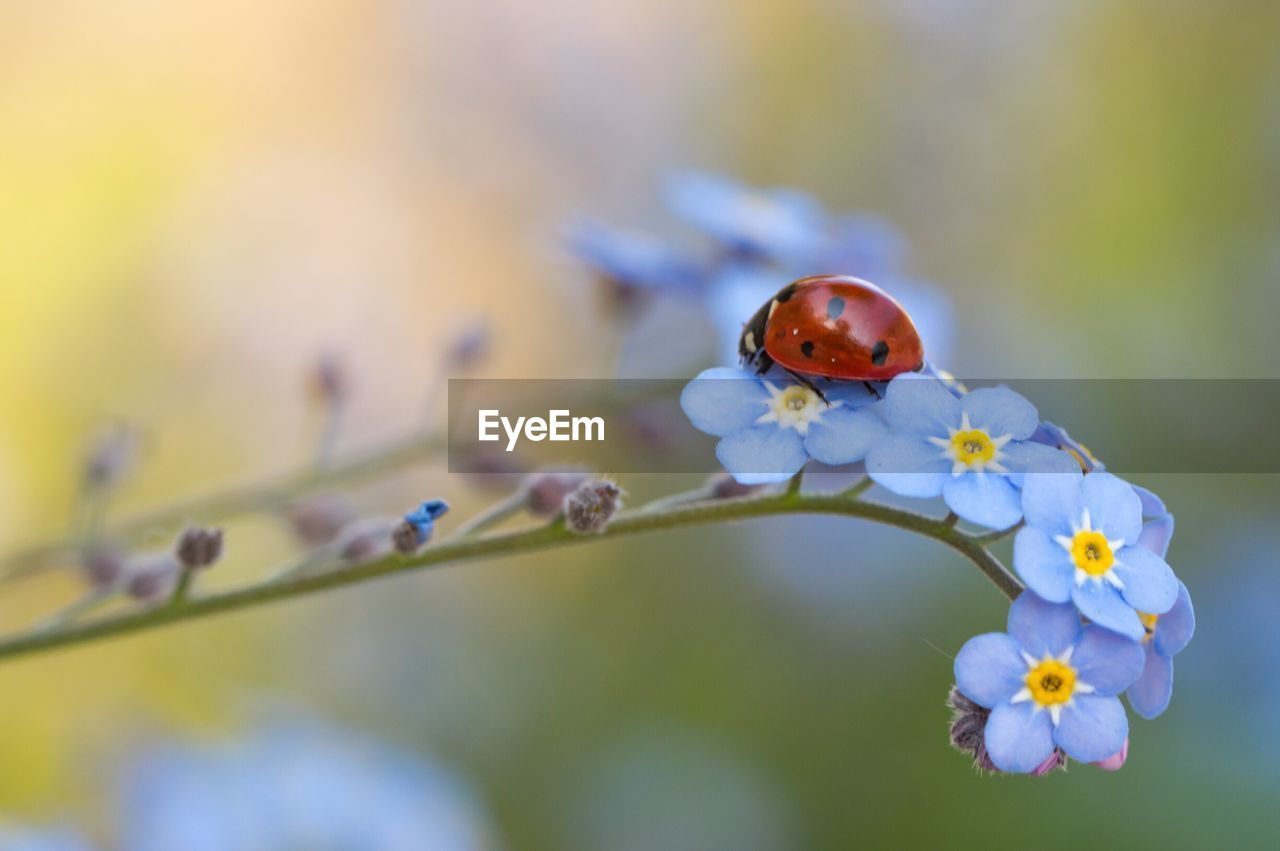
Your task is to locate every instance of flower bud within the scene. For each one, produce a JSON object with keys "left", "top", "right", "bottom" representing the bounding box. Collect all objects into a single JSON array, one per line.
[
  {"left": 523, "top": 470, "right": 590, "bottom": 516},
  {"left": 83, "top": 425, "right": 138, "bottom": 491},
  {"left": 564, "top": 480, "right": 624, "bottom": 535},
  {"left": 337, "top": 519, "right": 396, "bottom": 563},
  {"left": 125, "top": 553, "right": 180, "bottom": 603},
  {"left": 394, "top": 499, "right": 450, "bottom": 554},
  {"left": 1091, "top": 738, "right": 1128, "bottom": 772},
  {"left": 444, "top": 321, "right": 491, "bottom": 371},
  {"left": 82, "top": 546, "right": 126, "bottom": 587},
  {"left": 286, "top": 494, "right": 358, "bottom": 547},
  {"left": 176, "top": 527, "right": 224, "bottom": 570},
  {"left": 309, "top": 352, "right": 349, "bottom": 407}
]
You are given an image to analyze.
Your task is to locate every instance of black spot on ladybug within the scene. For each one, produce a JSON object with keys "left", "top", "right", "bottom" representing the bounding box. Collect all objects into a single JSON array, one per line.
[
  {"left": 826, "top": 296, "right": 845, "bottom": 320},
  {"left": 871, "top": 340, "right": 890, "bottom": 365},
  {"left": 775, "top": 284, "right": 798, "bottom": 303},
  {"left": 800, "top": 340, "right": 815, "bottom": 358}
]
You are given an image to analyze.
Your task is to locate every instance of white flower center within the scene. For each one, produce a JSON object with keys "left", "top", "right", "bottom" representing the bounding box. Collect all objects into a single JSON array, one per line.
[
  {"left": 755, "top": 382, "right": 839, "bottom": 436},
  {"left": 1053, "top": 508, "right": 1127, "bottom": 589},
  {"left": 926, "top": 412, "right": 1013, "bottom": 476}
]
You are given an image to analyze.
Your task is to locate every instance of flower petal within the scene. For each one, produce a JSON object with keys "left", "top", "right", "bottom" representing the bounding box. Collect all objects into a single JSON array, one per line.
[
  {"left": 1114, "top": 545, "right": 1179, "bottom": 616},
  {"left": 1071, "top": 581, "right": 1144, "bottom": 640},
  {"left": 1006, "top": 591, "right": 1082, "bottom": 657},
  {"left": 716, "top": 425, "right": 807, "bottom": 485},
  {"left": 960, "top": 386, "right": 1039, "bottom": 440},
  {"left": 1001, "top": 442, "right": 1079, "bottom": 487},
  {"left": 1136, "top": 514, "right": 1175, "bottom": 559},
  {"left": 680, "top": 369, "right": 769, "bottom": 437},
  {"left": 866, "top": 434, "right": 949, "bottom": 497},
  {"left": 954, "top": 633, "right": 1027, "bottom": 709},
  {"left": 1080, "top": 472, "right": 1142, "bottom": 543},
  {"left": 1153, "top": 582, "right": 1195, "bottom": 657},
  {"left": 804, "top": 407, "right": 888, "bottom": 466},
  {"left": 1131, "top": 484, "right": 1167, "bottom": 519},
  {"left": 1012, "top": 528, "right": 1074, "bottom": 604},
  {"left": 879, "top": 376, "right": 961, "bottom": 437},
  {"left": 1127, "top": 647, "right": 1174, "bottom": 720},
  {"left": 1071, "top": 625, "right": 1146, "bottom": 696},
  {"left": 984, "top": 701, "right": 1056, "bottom": 774},
  {"left": 1053, "top": 694, "right": 1128, "bottom": 764},
  {"left": 1019, "top": 470, "right": 1083, "bottom": 538},
  {"left": 943, "top": 473, "right": 1022, "bottom": 530}
]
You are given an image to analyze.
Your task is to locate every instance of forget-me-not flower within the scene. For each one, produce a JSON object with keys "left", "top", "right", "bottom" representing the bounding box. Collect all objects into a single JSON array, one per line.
[
  {"left": 865, "top": 377, "right": 1075, "bottom": 529},
  {"left": 681, "top": 368, "right": 886, "bottom": 484},
  {"left": 1123, "top": 497, "right": 1193, "bottom": 719},
  {"left": 1015, "top": 471, "right": 1180, "bottom": 639},
  {"left": 954, "top": 591, "right": 1145, "bottom": 773},
  {"left": 566, "top": 221, "right": 705, "bottom": 299}
]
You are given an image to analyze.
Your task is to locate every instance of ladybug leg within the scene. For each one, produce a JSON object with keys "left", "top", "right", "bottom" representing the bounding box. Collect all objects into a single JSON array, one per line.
[
  {"left": 785, "top": 369, "right": 830, "bottom": 406},
  {"left": 862, "top": 380, "right": 884, "bottom": 400},
  {"left": 753, "top": 351, "right": 775, "bottom": 376}
]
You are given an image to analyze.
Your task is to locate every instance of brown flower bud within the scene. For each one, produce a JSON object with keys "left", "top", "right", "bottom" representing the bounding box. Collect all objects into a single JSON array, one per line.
[
  {"left": 523, "top": 470, "right": 590, "bottom": 516},
  {"left": 176, "top": 527, "right": 224, "bottom": 570},
  {"left": 564, "top": 480, "right": 624, "bottom": 535}
]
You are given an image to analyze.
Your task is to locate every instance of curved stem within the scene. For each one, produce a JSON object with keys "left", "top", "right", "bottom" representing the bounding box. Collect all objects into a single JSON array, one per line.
[
  {"left": 0, "top": 432, "right": 447, "bottom": 582},
  {"left": 0, "top": 491, "right": 1021, "bottom": 665}
]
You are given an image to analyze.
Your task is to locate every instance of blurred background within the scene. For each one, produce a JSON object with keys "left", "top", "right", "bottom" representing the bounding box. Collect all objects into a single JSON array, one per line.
[{"left": 1, "top": 0, "right": 1278, "bottom": 847}]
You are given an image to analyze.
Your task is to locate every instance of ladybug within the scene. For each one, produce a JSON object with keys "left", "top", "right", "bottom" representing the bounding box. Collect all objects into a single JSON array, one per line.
[{"left": 738, "top": 275, "right": 924, "bottom": 395}]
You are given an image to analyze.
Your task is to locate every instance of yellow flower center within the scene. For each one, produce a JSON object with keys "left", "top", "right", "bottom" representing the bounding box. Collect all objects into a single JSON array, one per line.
[
  {"left": 1138, "top": 611, "right": 1158, "bottom": 642},
  {"left": 1070, "top": 530, "right": 1115, "bottom": 577},
  {"left": 950, "top": 429, "right": 995, "bottom": 466},
  {"left": 1025, "top": 659, "right": 1077, "bottom": 706}
]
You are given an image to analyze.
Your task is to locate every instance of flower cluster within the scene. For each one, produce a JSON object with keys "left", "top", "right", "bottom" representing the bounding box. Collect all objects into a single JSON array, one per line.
[
  {"left": 568, "top": 171, "right": 953, "bottom": 371},
  {"left": 662, "top": 177, "right": 1196, "bottom": 775}
]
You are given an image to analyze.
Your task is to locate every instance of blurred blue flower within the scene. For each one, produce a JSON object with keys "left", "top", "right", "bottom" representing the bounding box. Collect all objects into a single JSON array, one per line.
[
  {"left": 1015, "top": 471, "right": 1180, "bottom": 639},
  {"left": 0, "top": 825, "right": 95, "bottom": 851},
  {"left": 681, "top": 368, "right": 884, "bottom": 484},
  {"left": 818, "top": 214, "right": 907, "bottom": 277},
  {"left": 566, "top": 221, "right": 704, "bottom": 298},
  {"left": 954, "top": 592, "right": 1144, "bottom": 772},
  {"left": 663, "top": 171, "right": 826, "bottom": 264},
  {"left": 405, "top": 499, "right": 450, "bottom": 545},
  {"left": 119, "top": 721, "right": 494, "bottom": 851},
  {"left": 703, "top": 262, "right": 792, "bottom": 365},
  {"left": 865, "top": 377, "right": 1074, "bottom": 528}
]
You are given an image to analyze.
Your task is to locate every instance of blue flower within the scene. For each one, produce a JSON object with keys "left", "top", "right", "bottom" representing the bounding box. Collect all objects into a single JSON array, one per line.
[
  {"left": 566, "top": 221, "right": 704, "bottom": 297},
  {"left": 954, "top": 592, "right": 1145, "bottom": 773},
  {"left": 1123, "top": 497, "right": 1194, "bottom": 719},
  {"left": 681, "top": 368, "right": 886, "bottom": 485},
  {"left": 865, "top": 377, "right": 1076, "bottom": 529},
  {"left": 404, "top": 499, "right": 450, "bottom": 545},
  {"left": 119, "top": 721, "right": 494, "bottom": 851},
  {"left": 1015, "top": 471, "right": 1180, "bottom": 639},
  {"left": 663, "top": 171, "right": 826, "bottom": 264}
]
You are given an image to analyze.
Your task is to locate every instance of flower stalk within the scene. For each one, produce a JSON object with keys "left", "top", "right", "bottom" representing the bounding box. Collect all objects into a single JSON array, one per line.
[{"left": 0, "top": 488, "right": 1021, "bottom": 665}]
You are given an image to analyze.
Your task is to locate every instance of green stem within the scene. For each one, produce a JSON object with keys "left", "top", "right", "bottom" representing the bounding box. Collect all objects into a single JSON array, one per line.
[
  {"left": 446, "top": 491, "right": 528, "bottom": 540},
  {"left": 0, "top": 432, "right": 446, "bottom": 582},
  {"left": 0, "top": 492, "right": 1021, "bottom": 665},
  {"left": 840, "top": 477, "right": 874, "bottom": 499}
]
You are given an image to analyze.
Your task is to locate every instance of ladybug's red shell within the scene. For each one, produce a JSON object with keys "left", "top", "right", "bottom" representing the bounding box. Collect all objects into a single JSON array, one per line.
[{"left": 739, "top": 275, "right": 924, "bottom": 381}]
